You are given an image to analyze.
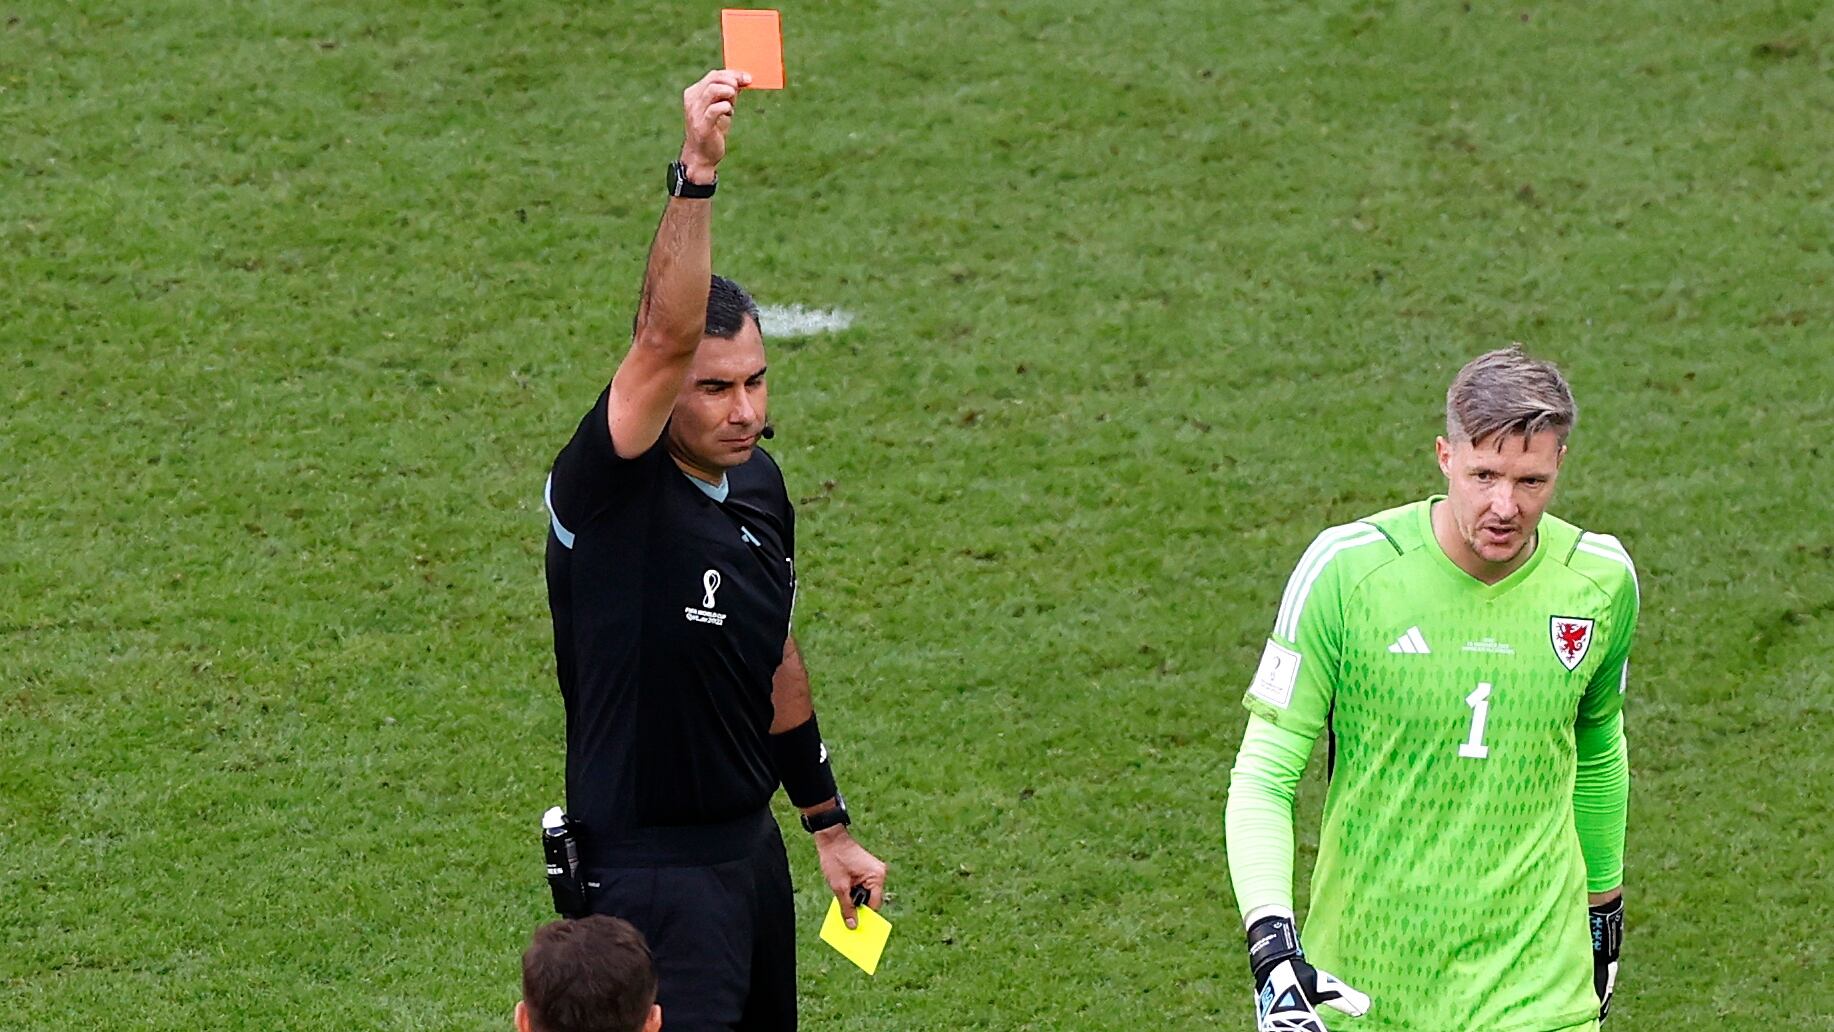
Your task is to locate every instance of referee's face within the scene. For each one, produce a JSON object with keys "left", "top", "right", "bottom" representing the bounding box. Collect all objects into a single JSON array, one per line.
[{"left": 668, "top": 318, "right": 770, "bottom": 477}]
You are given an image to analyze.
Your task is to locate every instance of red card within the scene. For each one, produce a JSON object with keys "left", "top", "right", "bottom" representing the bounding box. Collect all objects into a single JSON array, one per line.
[{"left": 721, "top": 9, "right": 784, "bottom": 89}]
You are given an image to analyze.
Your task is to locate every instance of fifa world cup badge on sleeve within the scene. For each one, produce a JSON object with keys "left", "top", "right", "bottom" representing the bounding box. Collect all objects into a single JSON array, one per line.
[{"left": 1250, "top": 640, "right": 1302, "bottom": 709}]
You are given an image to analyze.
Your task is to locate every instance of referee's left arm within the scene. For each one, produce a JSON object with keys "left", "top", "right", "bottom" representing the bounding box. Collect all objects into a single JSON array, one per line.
[
  {"left": 768, "top": 635, "right": 816, "bottom": 734},
  {"left": 768, "top": 634, "right": 888, "bottom": 928}
]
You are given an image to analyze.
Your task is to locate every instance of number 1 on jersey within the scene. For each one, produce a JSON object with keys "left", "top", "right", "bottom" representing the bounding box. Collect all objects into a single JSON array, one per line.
[{"left": 1459, "top": 682, "right": 1493, "bottom": 759}]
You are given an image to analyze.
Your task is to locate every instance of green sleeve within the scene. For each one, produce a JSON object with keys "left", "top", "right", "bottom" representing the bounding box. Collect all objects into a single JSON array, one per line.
[
  {"left": 1574, "top": 553, "right": 1636, "bottom": 891},
  {"left": 1243, "top": 527, "right": 1364, "bottom": 738},
  {"left": 1574, "top": 711, "right": 1627, "bottom": 892},
  {"left": 1224, "top": 714, "right": 1316, "bottom": 921},
  {"left": 1577, "top": 541, "right": 1638, "bottom": 730}
]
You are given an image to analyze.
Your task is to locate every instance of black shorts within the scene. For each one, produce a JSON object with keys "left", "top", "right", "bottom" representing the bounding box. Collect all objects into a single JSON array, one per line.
[{"left": 585, "top": 809, "right": 796, "bottom": 1032}]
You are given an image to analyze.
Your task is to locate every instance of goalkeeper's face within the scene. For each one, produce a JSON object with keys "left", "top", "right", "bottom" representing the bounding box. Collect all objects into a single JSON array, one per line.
[{"left": 1436, "top": 430, "right": 1566, "bottom": 567}]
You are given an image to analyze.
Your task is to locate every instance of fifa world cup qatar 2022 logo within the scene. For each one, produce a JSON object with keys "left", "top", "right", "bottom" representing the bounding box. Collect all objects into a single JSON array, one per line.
[{"left": 686, "top": 569, "right": 727, "bottom": 626}]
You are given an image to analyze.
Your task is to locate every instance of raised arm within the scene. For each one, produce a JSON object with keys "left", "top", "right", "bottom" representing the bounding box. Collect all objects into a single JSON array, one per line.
[{"left": 606, "top": 69, "right": 749, "bottom": 459}]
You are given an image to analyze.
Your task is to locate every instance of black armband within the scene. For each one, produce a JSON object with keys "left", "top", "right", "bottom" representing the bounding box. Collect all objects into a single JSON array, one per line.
[{"left": 769, "top": 715, "right": 839, "bottom": 808}]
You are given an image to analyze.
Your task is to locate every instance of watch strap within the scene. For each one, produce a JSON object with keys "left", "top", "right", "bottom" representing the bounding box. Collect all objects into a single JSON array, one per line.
[{"left": 668, "top": 161, "right": 717, "bottom": 198}]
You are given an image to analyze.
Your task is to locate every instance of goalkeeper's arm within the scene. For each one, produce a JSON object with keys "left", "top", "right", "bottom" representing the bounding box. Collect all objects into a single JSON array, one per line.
[
  {"left": 1224, "top": 713, "right": 1312, "bottom": 925},
  {"left": 1575, "top": 709, "right": 1628, "bottom": 1021},
  {"left": 1226, "top": 716, "right": 1369, "bottom": 1030}
]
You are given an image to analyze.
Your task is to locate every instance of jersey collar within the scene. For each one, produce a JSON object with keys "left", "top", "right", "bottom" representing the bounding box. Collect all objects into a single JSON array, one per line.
[
  {"left": 682, "top": 470, "right": 730, "bottom": 503},
  {"left": 1418, "top": 495, "right": 1548, "bottom": 598}
]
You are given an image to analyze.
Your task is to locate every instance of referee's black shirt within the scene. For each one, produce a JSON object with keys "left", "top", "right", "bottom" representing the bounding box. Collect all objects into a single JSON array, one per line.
[{"left": 544, "top": 387, "right": 796, "bottom": 861}]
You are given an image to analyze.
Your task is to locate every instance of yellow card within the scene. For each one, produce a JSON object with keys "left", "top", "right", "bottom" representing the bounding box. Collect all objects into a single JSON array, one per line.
[{"left": 818, "top": 898, "right": 892, "bottom": 975}]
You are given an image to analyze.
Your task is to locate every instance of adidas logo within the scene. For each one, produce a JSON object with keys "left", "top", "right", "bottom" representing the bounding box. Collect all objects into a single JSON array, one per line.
[{"left": 1387, "top": 627, "right": 1431, "bottom": 654}]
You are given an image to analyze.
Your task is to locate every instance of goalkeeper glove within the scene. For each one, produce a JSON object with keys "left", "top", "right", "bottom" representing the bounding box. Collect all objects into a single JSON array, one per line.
[
  {"left": 1246, "top": 913, "right": 1370, "bottom": 1032},
  {"left": 1589, "top": 896, "right": 1623, "bottom": 1023}
]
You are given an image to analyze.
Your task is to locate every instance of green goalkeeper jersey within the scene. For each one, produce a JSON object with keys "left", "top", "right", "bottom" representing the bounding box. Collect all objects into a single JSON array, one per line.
[{"left": 1243, "top": 498, "right": 1637, "bottom": 1032}]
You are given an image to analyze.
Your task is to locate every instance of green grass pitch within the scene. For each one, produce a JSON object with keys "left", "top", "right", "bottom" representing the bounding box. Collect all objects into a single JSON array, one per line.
[{"left": 3, "top": 1, "right": 1831, "bottom": 1028}]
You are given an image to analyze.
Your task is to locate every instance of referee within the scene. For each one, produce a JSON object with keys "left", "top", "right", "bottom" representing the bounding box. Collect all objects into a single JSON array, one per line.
[{"left": 541, "top": 70, "right": 888, "bottom": 1032}]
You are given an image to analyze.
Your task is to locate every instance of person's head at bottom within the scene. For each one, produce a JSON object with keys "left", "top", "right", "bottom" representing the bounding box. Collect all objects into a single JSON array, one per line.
[{"left": 516, "top": 915, "right": 662, "bottom": 1032}]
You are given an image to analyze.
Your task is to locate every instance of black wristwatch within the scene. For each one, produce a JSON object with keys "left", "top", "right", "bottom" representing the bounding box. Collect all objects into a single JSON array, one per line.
[
  {"left": 800, "top": 795, "right": 850, "bottom": 834},
  {"left": 667, "top": 160, "right": 717, "bottom": 199}
]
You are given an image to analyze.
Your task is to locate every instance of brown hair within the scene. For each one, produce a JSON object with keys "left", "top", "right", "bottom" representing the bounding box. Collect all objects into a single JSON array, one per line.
[
  {"left": 1446, "top": 344, "right": 1578, "bottom": 448},
  {"left": 521, "top": 916, "right": 657, "bottom": 1032}
]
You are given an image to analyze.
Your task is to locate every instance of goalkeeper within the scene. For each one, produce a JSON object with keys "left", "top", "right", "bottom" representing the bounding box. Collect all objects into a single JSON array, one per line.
[{"left": 1224, "top": 347, "right": 1633, "bottom": 1031}]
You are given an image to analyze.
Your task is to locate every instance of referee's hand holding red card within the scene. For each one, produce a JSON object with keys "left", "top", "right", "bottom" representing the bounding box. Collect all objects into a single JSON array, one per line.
[{"left": 678, "top": 69, "right": 751, "bottom": 184}]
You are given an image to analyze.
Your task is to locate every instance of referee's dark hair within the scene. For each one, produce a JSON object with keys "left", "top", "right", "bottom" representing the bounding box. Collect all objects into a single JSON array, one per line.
[
  {"left": 705, "top": 274, "right": 761, "bottom": 339},
  {"left": 519, "top": 916, "right": 659, "bottom": 1032},
  {"left": 630, "top": 275, "right": 760, "bottom": 341}
]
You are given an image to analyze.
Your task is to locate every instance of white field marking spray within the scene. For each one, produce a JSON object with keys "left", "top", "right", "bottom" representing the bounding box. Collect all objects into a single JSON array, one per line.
[{"left": 758, "top": 304, "right": 855, "bottom": 338}]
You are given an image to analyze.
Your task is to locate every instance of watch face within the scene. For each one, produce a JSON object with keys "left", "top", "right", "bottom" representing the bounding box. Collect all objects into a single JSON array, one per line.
[{"left": 668, "top": 162, "right": 713, "bottom": 197}]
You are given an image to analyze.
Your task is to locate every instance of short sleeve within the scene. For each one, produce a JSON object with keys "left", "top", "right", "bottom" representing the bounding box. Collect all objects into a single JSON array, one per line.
[
  {"left": 1241, "top": 526, "right": 1375, "bottom": 740},
  {"left": 546, "top": 386, "right": 664, "bottom": 545},
  {"left": 782, "top": 496, "right": 796, "bottom": 562}
]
